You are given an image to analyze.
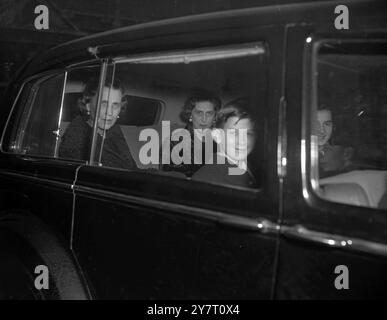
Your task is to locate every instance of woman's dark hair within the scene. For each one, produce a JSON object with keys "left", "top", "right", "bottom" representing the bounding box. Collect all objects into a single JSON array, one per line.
[
  {"left": 78, "top": 77, "right": 124, "bottom": 117},
  {"left": 82, "top": 77, "right": 124, "bottom": 103},
  {"left": 216, "top": 97, "right": 256, "bottom": 132},
  {"left": 180, "top": 87, "right": 221, "bottom": 123}
]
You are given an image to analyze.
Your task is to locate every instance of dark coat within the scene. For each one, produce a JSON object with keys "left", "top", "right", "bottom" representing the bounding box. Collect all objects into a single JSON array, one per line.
[
  {"left": 59, "top": 115, "right": 137, "bottom": 170},
  {"left": 161, "top": 124, "right": 217, "bottom": 177},
  {"left": 319, "top": 144, "right": 354, "bottom": 178},
  {"left": 192, "top": 154, "right": 256, "bottom": 188}
]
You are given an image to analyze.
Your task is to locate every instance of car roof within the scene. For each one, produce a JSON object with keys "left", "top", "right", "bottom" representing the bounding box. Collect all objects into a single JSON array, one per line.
[{"left": 17, "top": 0, "right": 387, "bottom": 80}]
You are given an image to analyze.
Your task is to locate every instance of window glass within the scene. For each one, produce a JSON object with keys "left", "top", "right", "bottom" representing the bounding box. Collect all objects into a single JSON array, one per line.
[
  {"left": 118, "top": 95, "right": 163, "bottom": 126},
  {"left": 4, "top": 73, "right": 65, "bottom": 157},
  {"left": 312, "top": 41, "right": 387, "bottom": 209},
  {"left": 4, "top": 81, "right": 34, "bottom": 153},
  {"left": 92, "top": 43, "right": 267, "bottom": 190},
  {"left": 3, "top": 65, "right": 105, "bottom": 163},
  {"left": 57, "top": 66, "right": 101, "bottom": 161}
]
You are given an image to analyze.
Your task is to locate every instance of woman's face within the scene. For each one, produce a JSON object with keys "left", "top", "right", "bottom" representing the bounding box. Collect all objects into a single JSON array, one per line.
[
  {"left": 222, "top": 116, "right": 256, "bottom": 161},
  {"left": 317, "top": 109, "right": 333, "bottom": 146},
  {"left": 191, "top": 101, "right": 216, "bottom": 130},
  {"left": 89, "top": 86, "right": 123, "bottom": 131}
]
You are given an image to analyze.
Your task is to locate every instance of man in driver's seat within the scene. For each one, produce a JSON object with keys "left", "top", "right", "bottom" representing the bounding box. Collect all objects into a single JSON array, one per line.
[{"left": 316, "top": 107, "right": 353, "bottom": 177}]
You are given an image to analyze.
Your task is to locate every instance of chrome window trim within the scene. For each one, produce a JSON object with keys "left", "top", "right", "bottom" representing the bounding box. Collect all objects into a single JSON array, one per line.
[
  {"left": 0, "top": 170, "right": 73, "bottom": 190},
  {"left": 54, "top": 71, "right": 68, "bottom": 157},
  {"left": 281, "top": 224, "right": 387, "bottom": 258},
  {"left": 66, "top": 59, "right": 100, "bottom": 70},
  {"left": 89, "top": 60, "right": 109, "bottom": 165},
  {"left": 301, "top": 35, "right": 319, "bottom": 202},
  {"left": 73, "top": 183, "right": 278, "bottom": 234},
  {"left": 75, "top": 163, "right": 263, "bottom": 194},
  {"left": 113, "top": 42, "right": 266, "bottom": 64}
]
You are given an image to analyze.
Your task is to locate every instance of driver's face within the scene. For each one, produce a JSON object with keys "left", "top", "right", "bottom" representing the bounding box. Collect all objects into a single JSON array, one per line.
[
  {"left": 317, "top": 109, "right": 333, "bottom": 146},
  {"left": 223, "top": 116, "right": 256, "bottom": 161}
]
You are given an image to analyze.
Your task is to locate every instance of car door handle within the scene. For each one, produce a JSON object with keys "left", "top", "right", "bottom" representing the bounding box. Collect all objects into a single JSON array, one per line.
[{"left": 281, "top": 224, "right": 387, "bottom": 257}]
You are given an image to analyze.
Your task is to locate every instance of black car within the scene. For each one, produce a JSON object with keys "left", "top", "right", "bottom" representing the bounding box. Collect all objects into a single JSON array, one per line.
[{"left": 1, "top": 0, "right": 387, "bottom": 299}]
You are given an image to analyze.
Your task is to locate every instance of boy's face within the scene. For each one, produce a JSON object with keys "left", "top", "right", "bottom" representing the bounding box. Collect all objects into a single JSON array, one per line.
[
  {"left": 222, "top": 116, "right": 256, "bottom": 161},
  {"left": 317, "top": 109, "right": 333, "bottom": 146}
]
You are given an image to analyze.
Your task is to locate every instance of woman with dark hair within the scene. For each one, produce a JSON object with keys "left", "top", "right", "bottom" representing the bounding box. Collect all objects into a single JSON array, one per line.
[
  {"left": 192, "top": 98, "right": 257, "bottom": 188},
  {"left": 161, "top": 87, "right": 221, "bottom": 177},
  {"left": 59, "top": 77, "right": 137, "bottom": 170}
]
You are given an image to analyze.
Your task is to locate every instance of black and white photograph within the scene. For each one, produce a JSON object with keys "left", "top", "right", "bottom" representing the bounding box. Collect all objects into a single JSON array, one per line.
[{"left": 0, "top": 0, "right": 387, "bottom": 302}]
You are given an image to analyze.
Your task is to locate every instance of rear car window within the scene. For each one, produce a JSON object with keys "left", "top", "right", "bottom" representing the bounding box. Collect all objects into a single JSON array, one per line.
[
  {"left": 118, "top": 95, "right": 163, "bottom": 126},
  {"left": 2, "top": 65, "right": 102, "bottom": 161},
  {"left": 310, "top": 40, "right": 387, "bottom": 209},
  {"left": 3, "top": 73, "right": 65, "bottom": 157}
]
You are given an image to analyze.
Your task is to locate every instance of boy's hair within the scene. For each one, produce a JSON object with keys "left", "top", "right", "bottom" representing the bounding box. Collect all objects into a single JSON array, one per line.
[
  {"left": 216, "top": 97, "right": 256, "bottom": 131},
  {"left": 82, "top": 77, "right": 123, "bottom": 103},
  {"left": 78, "top": 77, "right": 124, "bottom": 117}
]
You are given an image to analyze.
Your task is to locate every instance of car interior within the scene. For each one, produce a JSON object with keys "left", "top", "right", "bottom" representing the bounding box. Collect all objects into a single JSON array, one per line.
[
  {"left": 57, "top": 52, "right": 267, "bottom": 185},
  {"left": 5, "top": 42, "right": 387, "bottom": 204},
  {"left": 315, "top": 45, "right": 387, "bottom": 208}
]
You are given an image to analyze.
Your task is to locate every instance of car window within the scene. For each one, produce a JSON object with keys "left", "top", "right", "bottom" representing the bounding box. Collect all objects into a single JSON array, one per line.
[
  {"left": 90, "top": 43, "right": 268, "bottom": 190},
  {"left": 3, "top": 73, "right": 65, "bottom": 157},
  {"left": 117, "top": 95, "right": 163, "bottom": 126},
  {"left": 57, "top": 66, "right": 101, "bottom": 161},
  {"left": 2, "top": 65, "right": 106, "bottom": 162},
  {"left": 311, "top": 41, "right": 387, "bottom": 209}
]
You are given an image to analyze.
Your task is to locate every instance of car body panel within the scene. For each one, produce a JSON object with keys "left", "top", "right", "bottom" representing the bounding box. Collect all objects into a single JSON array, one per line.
[{"left": 275, "top": 12, "right": 387, "bottom": 298}]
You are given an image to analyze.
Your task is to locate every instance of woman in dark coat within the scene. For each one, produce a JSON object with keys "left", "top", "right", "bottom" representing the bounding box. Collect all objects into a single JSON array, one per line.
[
  {"left": 59, "top": 78, "right": 136, "bottom": 170},
  {"left": 161, "top": 88, "right": 221, "bottom": 177}
]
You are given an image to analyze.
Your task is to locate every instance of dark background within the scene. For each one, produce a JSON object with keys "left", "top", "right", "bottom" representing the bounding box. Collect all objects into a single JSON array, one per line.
[{"left": 0, "top": 0, "right": 320, "bottom": 97}]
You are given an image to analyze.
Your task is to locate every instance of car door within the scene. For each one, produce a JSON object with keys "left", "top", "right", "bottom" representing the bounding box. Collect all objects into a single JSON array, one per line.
[
  {"left": 0, "top": 70, "right": 80, "bottom": 242},
  {"left": 1, "top": 63, "right": 104, "bottom": 239},
  {"left": 275, "top": 9, "right": 387, "bottom": 299},
  {"left": 0, "top": 65, "right": 103, "bottom": 299},
  {"left": 71, "top": 26, "right": 285, "bottom": 299}
]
